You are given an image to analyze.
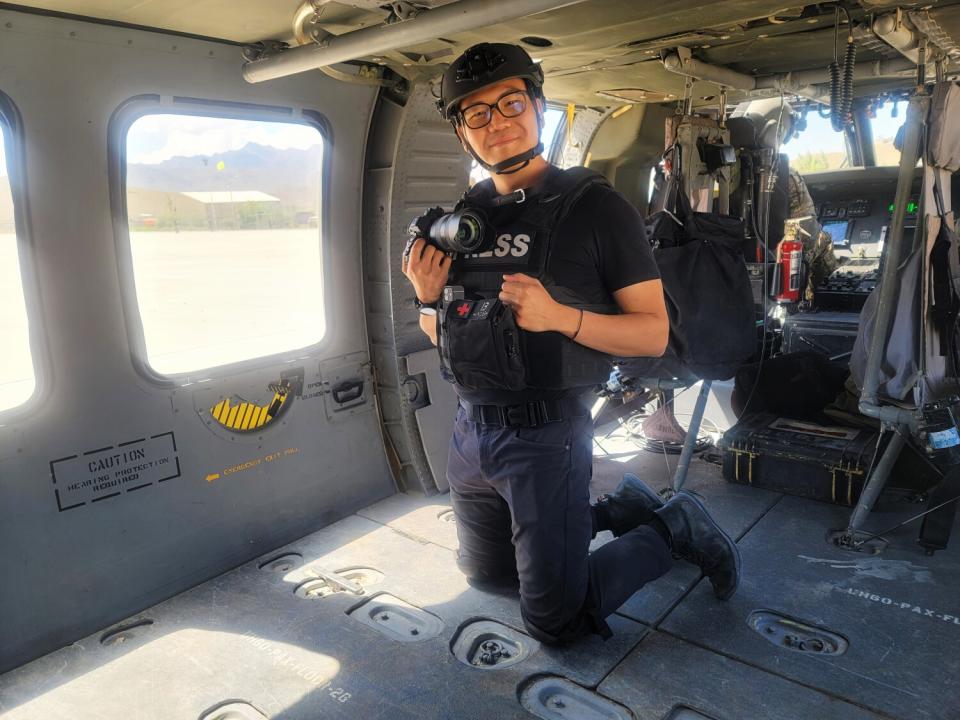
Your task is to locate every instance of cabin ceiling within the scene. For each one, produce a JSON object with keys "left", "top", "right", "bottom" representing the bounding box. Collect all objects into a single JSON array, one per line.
[{"left": 7, "top": 0, "right": 960, "bottom": 107}]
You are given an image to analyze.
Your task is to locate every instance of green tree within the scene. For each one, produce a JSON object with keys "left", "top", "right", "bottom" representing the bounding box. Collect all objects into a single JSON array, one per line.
[{"left": 794, "top": 151, "right": 830, "bottom": 173}]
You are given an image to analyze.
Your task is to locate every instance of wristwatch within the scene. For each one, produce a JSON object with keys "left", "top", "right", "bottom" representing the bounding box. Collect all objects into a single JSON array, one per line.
[{"left": 414, "top": 296, "right": 439, "bottom": 316}]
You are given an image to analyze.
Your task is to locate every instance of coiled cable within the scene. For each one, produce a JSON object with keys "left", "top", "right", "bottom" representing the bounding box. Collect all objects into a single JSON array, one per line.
[
  {"left": 620, "top": 408, "right": 721, "bottom": 455},
  {"left": 829, "top": 6, "right": 856, "bottom": 132},
  {"left": 829, "top": 60, "right": 843, "bottom": 130},
  {"left": 840, "top": 40, "right": 856, "bottom": 127}
]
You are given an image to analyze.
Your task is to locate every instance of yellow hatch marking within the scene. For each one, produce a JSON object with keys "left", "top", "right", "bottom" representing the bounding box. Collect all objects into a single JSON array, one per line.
[
  {"left": 208, "top": 381, "right": 292, "bottom": 434},
  {"left": 240, "top": 403, "right": 255, "bottom": 430}
]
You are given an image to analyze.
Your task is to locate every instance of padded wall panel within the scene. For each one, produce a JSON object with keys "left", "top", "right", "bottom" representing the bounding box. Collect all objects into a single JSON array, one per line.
[{"left": 363, "top": 84, "right": 470, "bottom": 494}]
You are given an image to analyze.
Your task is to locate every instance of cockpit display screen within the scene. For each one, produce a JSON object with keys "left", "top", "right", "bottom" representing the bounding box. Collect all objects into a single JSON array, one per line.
[{"left": 822, "top": 220, "right": 849, "bottom": 246}]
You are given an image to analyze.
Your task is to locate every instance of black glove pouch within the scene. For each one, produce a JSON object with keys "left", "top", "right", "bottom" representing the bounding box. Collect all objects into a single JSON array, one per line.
[{"left": 440, "top": 297, "right": 528, "bottom": 391}]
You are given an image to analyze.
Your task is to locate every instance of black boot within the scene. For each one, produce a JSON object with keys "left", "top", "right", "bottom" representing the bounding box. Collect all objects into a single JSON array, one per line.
[
  {"left": 654, "top": 491, "right": 741, "bottom": 600},
  {"left": 595, "top": 473, "right": 664, "bottom": 537}
]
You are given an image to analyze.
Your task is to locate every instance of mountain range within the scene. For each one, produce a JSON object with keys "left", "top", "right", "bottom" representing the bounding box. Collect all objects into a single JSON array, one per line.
[{"left": 127, "top": 142, "right": 323, "bottom": 211}]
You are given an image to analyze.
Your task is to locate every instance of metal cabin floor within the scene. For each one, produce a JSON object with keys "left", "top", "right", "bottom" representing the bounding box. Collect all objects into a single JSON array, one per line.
[{"left": 2, "top": 427, "right": 958, "bottom": 720}]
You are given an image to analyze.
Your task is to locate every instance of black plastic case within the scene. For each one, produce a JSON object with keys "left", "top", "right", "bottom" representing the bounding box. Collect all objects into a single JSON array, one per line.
[{"left": 719, "top": 412, "right": 878, "bottom": 506}]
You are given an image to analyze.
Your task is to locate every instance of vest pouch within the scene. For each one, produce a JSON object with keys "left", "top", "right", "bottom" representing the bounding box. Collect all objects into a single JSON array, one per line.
[
  {"left": 524, "top": 302, "right": 616, "bottom": 389},
  {"left": 441, "top": 298, "right": 528, "bottom": 391}
]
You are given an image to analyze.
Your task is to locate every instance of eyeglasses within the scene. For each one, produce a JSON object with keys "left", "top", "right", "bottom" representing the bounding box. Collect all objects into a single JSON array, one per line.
[{"left": 459, "top": 90, "right": 529, "bottom": 130}]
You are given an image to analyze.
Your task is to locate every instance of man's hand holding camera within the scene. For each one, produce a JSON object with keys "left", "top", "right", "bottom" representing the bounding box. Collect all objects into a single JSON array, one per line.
[
  {"left": 500, "top": 273, "right": 581, "bottom": 337},
  {"left": 402, "top": 237, "right": 451, "bottom": 303}
]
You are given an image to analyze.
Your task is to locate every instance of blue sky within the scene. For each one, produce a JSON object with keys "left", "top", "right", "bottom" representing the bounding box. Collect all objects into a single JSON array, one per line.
[{"left": 126, "top": 114, "right": 323, "bottom": 165}]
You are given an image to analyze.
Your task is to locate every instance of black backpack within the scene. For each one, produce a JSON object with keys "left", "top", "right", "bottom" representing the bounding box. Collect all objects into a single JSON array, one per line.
[{"left": 644, "top": 186, "right": 756, "bottom": 380}]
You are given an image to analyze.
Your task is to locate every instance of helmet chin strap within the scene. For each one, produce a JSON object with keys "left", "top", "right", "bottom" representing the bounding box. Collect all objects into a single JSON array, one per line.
[{"left": 465, "top": 139, "right": 545, "bottom": 175}]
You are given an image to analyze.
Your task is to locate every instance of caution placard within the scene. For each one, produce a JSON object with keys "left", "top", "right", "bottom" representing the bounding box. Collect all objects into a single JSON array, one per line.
[{"left": 50, "top": 432, "right": 180, "bottom": 511}]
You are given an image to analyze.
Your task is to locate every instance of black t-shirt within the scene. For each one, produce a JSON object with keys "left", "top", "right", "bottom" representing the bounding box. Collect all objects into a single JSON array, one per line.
[
  {"left": 454, "top": 166, "right": 660, "bottom": 404},
  {"left": 546, "top": 177, "right": 660, "bottom": 301}
]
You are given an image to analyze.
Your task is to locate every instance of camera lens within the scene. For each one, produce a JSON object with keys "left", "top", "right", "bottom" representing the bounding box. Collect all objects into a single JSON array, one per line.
[
  {"left": 430, "top": 209, "right": 487, "bottom": 253},
  {"left": 454, "top": 214, "right": 483, "bottom": 250}
]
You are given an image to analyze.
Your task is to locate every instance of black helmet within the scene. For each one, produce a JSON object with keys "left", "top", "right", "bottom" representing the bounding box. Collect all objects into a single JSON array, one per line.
[{"left": 438, "top": 43, "right": 544, "bottom": 122}]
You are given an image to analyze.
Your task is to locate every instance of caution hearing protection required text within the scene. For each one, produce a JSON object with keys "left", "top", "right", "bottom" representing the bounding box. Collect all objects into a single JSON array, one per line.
[{"left": 49, "top": 432, "right": 180, "bottom": 512}]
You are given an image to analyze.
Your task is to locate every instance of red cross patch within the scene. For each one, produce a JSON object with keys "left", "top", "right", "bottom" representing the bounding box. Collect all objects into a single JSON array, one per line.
[{"left": 456, "top": 302, "right": 471, "bottom": 317}]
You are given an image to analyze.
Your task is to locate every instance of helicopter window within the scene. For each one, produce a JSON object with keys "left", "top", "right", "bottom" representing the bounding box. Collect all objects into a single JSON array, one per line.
[
  {"left": 784, "top": 111, "right": 850, "bottom": 173},
  {"left": 869, "top": 101, "right": 906, "bottom": 167},
  {"left": 0, "top": 95, "right": 37, "bottom": 412},
  {"left": 123, "top": 112, "right": 327, "bottom": 376}
]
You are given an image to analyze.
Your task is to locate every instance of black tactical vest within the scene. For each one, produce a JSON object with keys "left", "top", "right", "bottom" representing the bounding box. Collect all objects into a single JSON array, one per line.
[{"left": 437, "top": 166, "right": 620, "bottom": 392}]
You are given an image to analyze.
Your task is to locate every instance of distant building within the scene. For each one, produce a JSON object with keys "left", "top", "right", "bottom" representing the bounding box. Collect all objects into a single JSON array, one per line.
[{"left": 127, "top": 188, "right": 282, "bottom": 231}]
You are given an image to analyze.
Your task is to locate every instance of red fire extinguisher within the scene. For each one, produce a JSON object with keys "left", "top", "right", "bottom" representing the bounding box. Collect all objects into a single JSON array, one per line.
[{"left": 776, "top": 238, "right": 803, "bottom": 303}]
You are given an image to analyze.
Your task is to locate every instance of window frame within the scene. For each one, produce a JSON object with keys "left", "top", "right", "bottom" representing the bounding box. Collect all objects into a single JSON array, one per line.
[
  {"left": 545, "top": 102, "right": 567, "bottom": 165},
  {"left": 108, "top": 95, "right": 334, "bottom": 386},
  {"left": 0, "top": 90, "right": 48, "bottom": 419}
]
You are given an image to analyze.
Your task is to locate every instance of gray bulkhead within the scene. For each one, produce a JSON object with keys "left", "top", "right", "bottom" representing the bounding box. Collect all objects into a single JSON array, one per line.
[{"left": 0, "top": 8, "right": 394, "bottom": 674}]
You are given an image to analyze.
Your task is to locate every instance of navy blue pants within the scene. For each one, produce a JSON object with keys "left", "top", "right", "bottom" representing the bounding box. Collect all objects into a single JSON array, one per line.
[{"left": 446, "top": 400, "right": 673, "bottom": 645}]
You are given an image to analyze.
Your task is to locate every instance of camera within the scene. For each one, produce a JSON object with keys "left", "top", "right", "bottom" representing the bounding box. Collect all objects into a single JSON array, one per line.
[{"left": 408, "top": 206, "right": 490, "bottom": 254}]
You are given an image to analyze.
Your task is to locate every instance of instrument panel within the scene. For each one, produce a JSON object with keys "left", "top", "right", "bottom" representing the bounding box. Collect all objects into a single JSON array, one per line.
[
  {"left": 815, "top": 257, "right": 881, "bottom": 311},
  {"left": 817, "top": 197, "right": 872, "bottom": 220},
  {"left": 806, "top": 167, "right": 921, "bottom": 256},
  {"left": 804, "top": 167, "right": 918, "bottom": 310}
]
